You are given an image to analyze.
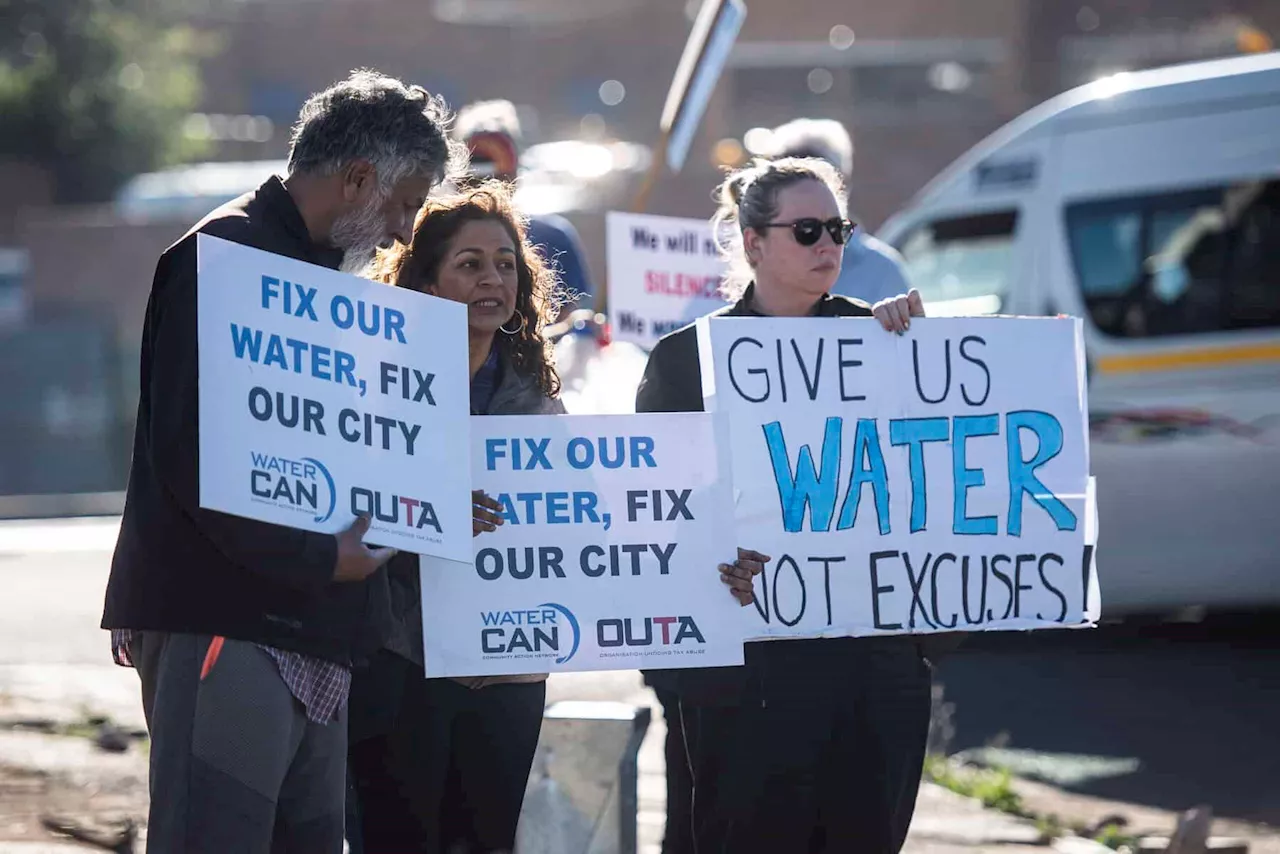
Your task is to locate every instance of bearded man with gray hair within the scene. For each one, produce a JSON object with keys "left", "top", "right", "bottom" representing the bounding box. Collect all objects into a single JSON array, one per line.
[
  {"left": 769, "top": 117, "right": 911, "bottom": 305},
  {"left": 102, "top": 69, "right": 467, "bottom": 853}
]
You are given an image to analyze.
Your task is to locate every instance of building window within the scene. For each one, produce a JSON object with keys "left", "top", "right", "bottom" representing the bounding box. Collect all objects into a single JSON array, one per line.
[
  {"left": 897, "top": 210, "right": 1019, "bottom": 315},
  {"left": 847, "top": 62, "right": 994, "bottom": 125},
  {"left": 730, "top": 67, "right": 846, "bottom": 120},
  {"left": 727, "top": 40, "right": 1002, "bottom": 129},
  {"left": 1065, "top": 179, "right": 1280, "bottom": 337}
]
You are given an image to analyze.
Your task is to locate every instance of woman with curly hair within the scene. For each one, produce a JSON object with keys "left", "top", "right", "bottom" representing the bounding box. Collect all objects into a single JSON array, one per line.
[{"left": 346, "top": 181, "right": 566, "bottom": 854}]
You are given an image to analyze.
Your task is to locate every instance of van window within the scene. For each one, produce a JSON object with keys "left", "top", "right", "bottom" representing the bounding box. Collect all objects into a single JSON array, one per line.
[
  {"left": 897, "top": 211, "right": 1018, "bottom": 313},
  {"left": 1065, "top": 179, "right": 1280, "bottom": 337}
]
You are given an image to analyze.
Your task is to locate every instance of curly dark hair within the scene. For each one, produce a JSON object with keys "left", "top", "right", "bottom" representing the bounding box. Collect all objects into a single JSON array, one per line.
[{"left": 371, "top": 181, "right": 564, "bottom": 398}]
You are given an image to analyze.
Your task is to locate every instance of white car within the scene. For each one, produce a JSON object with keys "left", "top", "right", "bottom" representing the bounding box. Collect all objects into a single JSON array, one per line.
[{"left": 879, "top": 52, "right": 1280, "bottom": 616}]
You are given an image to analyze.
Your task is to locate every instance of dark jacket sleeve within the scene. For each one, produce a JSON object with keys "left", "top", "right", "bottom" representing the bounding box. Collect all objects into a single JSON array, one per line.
[
  {"left": 635, "top": 329, "right": 703, "bottom": 415},
  {"left": 637, "top": 328, "right": 753, "bottom": 699},
  {"left": 145, "top": 236, "right": 337, "bottom": 593},
  {"left": 634, "top": 344, "right": 669, "bottom": 414}
]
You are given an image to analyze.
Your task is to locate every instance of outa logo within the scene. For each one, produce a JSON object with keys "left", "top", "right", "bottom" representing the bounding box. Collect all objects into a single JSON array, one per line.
[
  {"left": 351, "top": 487, "right": 442, "bottom": 533},
  {"left": 596, "top": 616, "right": 705, "bottom": 648}
]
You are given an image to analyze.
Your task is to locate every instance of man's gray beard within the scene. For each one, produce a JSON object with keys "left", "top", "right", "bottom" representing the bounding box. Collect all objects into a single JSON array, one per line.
[
  {"left": 331, "top": 193, "right": 386, "bottom": 276},
  {"left": 339, "top": 246, "right": 377, "bottom": 276}
]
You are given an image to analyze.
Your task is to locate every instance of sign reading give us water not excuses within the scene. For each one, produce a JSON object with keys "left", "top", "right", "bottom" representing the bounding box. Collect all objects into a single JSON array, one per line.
[
  {"left": 698, "top": 316, "right": 1099, "bottom": 641},
  {"left": 196, "top": 234, "right": 472, "bottom": 561}
]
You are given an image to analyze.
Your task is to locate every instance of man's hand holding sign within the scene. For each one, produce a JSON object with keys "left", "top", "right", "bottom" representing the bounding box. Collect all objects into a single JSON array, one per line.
[
  {"left": 333, "top": 513, "right": 399, "bottom": 582},
  {"left": 472, "top": 490, "right": 506, "bottom": 537},
  {"left": 720, "top": 548, "right": 771, "bottom": 607}
]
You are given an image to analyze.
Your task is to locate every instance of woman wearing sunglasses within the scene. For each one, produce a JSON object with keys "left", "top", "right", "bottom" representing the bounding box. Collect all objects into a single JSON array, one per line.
[{"left": 636, "top": 157, "right": 929, "bottom": 854}]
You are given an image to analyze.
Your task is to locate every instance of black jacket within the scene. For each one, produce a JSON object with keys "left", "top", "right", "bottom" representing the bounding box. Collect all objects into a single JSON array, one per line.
[
  {"left": 102, "top": 177, "right": 391, "bottom": 665},
  {"left": 380, "top": 354, "right": 566, "bottom": 674},
  {"left": 635, "top": 284, "right": 958, "bottom": 704}
]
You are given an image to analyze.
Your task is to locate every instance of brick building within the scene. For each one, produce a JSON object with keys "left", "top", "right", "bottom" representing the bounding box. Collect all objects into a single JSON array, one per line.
[
  {"left": 6, "top": 0, "right": 1275, "bottom": 496},
  {"left": 178, "top": 0, "right": 1278, "bottom": 227}
]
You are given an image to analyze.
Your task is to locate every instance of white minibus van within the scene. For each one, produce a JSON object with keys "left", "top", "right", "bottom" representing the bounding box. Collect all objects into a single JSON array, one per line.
[{"left": 879, "top": 52, "right": 1280, "bottom": 616}]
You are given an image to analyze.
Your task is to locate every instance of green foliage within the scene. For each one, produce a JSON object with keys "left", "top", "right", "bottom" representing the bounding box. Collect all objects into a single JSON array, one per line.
[
  {"left": 1034, "top": 812, "right": 1066, "bottom": 842},
  {"left": 925, "top": 754, "right": 1142, "bottom": 851},
  {"left": 924, "top": 754, "right": 1030, "bottom": 817},
  {"left": 1093, "top": 823, "right": 1140, "bottom": 850},
  {"left": 0, "top": 0, "right": 217, "bottom": 202}
]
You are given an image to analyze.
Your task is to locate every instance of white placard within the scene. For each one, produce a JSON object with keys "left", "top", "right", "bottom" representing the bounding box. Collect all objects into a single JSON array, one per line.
[
  {"left": 196, "top": 233, "right": 472, "bottom": 561},
  {"left": 421, "top": 413, "right": 748, "bottom": 676},
  {"left": 606, "top": 212, "right": 728, "bottom": 348},
  {"left": 698, "top": 315, "right": 1096, "bottom": 639}
]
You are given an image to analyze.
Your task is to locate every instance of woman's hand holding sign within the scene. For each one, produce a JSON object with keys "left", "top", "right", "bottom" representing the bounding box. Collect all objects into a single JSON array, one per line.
[
  {"left": 720, "top": 548, "right": 771, "bottom": 607},
  {"left": 872, "top": 288, "right": 926, "bottom": 334},
  {"left": 472, "top": 490, "right": 505, "bottom": 537}
]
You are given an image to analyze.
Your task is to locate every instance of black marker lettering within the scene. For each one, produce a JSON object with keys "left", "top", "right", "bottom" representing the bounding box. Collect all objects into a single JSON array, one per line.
[
  {"left": 903, "top": 552, "right": 937, "bottom": 630},
  {"left": 837, "top": 338, "right": 866, "bottom": 402},
  {"left": 772, "top": 555, "right": 806, "bottom": 627},
  {"left": 959, "top": 336, "right": 991, "bottom": 406},
  {"left": 808, "top": 556, "right": 844, "bottom": 628},
  {"left": 912, "top": 338, "right": 952, "bottom": 405},
  {"left": 869, "top": 551, "right": 902, "bottom": 631},
  {"left": 931, "top": 553, "right": 959, "bottom": 629},
  {"left": 1038, "top": 553, "right": 1068, "bottom": 622}
]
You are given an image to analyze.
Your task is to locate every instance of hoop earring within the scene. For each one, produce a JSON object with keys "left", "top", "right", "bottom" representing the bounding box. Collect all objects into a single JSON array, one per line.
[{"left": 500, "top": 311, "right": 526, "bottom": 335}]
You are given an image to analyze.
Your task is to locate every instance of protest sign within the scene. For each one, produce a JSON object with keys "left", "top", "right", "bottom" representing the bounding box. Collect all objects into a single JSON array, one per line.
[
  {"left": 196, "top": 233, "right": 472, "bottom": 561},
  {"left": 421, "top": 413, "right": 747, "bottom": 677},
  {"left": 660, "top": 0, "right": 748, "bottom": 173},
  {"left": 698, "top": 315, "right": 1097, "bottom": 639},
  {"left": 606, "top": 212, "right": 728, "bottom": 348}
]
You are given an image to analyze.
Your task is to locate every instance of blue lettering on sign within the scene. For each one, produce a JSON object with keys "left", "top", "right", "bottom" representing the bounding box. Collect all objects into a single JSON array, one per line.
[
  {"left": 836, "top": 419, "right": 890, "bottom": 534},
  {"left": 230, "top": 322, "right": 358, "bottom": 387},
  {"left": 952, "top": 414, "right": 1000, "bottom": 535},
  {"left": 247, "top": 451, "right": 336, "bottom": 523},
  {"left": 1006, "top": 411, "right": 1077, "bottom": 536},
  {"left": 758, "top": 414, "right": 1074, "bottom": 536},
  {"left": 763, "top": 418, "right": 841, "bottom": 533},
  {"left": 328, "top": 295, "right": 408, "bottom": 343},
  {"left": 889, "top": 418, "right": 949, "bottom": 533},
  {"left": 260, "top": 276, "right": 319, "bottom": 321},
  {"left": 493, "top": 492, "right": 603, "bottom": 526},
  {"left": 478, "top": 603, "right": 580, "bottom": 664}
]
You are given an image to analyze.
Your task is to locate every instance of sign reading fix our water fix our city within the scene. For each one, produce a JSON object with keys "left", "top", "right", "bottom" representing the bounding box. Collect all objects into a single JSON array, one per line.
[
  {"left": 420, "top": 413, "right": 749, "bottom": 677},
  {"left": 698, "top": 315, "right": 1100, "bottom": 642},
  {"left": 195, "top": 233, "right": 472, "bottom": 561}
]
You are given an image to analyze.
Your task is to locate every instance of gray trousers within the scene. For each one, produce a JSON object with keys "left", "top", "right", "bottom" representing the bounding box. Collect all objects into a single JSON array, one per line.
[{"left": 133, "top": 632, "right": 347, "bottom": 854}]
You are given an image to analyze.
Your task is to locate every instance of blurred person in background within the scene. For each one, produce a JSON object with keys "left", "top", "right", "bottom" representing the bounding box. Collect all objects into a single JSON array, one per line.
[
  {"left": 453, "top": 98, "right": 594, "bottom": 313},
  {"left": 637, "top": 157, "right": 928, "bottom": 854},
  {"left": 101, "top": 69, "right": 466, "bottom": 854},
  {"left": 769, "top": 117, "right": 911, "bottom": 305},
  {"left": 347, "top": 181, "right": 567, "bottom": 854},
  {"left": 449, "top": 100, "right": 652, "bottom": 417}
]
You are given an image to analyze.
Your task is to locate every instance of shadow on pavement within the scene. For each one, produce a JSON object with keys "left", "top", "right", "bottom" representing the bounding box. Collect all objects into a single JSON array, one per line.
[{"left": 932, "top": 612, "right": 1280, "bottom": 826}]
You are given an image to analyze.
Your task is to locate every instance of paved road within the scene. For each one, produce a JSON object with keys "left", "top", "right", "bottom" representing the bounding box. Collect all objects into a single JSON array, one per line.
[
  {"left": 2, "top": 517, "right": 1277, "bottom": 845},
  {"left": 933, "top": 616, "right": 1280, "bottom": 827},
  {"left": 0, "top": 518, "right": 675, "bottom": 852}
]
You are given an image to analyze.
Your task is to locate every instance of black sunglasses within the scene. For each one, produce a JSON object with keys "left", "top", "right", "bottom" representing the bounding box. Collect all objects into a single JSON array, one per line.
[{"left": 762, "top": 217, "right": 855, "bottom": 247}]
